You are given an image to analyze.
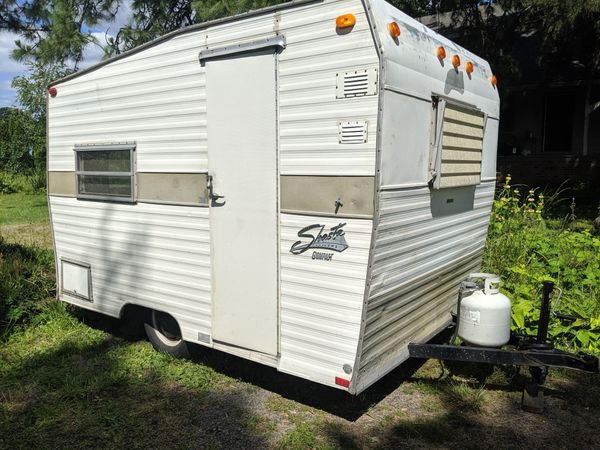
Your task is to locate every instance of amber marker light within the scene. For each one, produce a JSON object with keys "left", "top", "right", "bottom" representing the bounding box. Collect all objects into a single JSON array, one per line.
[
  {"left": 465, "top": 61, "right": 474, "bottom": 76},
  {"left": 336, "top": 14, "right": 356, "bottom": 29},
  {"left": 436, "top": 46, "right": 446, "bottom": 60},
  {"left": 388, "top": 21, "right": 401, "bottom": 39},
  {"left": 491, "top": 74, "right": 498, "bottom": 87},
  {"left": 452, "top": 54, "right": 461, "bottom": 69},
  {"left": 48, "top": 87, "right": 57, "bottom": 97}
]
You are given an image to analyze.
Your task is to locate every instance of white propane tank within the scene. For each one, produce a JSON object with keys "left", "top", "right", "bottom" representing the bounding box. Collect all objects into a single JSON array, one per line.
[{"left": 457, "top": 273, "right": 512, "bottom": 347}]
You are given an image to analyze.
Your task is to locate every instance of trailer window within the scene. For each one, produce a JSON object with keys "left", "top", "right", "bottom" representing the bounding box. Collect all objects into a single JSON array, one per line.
[
  {"left": 430, "top": 99, "right": 485, "bottom": 189},
  {"left": 74, "top": 144, "right": 135, "bottom": 202}
]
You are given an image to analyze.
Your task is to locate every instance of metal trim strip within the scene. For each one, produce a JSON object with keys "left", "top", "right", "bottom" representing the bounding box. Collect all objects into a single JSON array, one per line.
[
  {"left": 280, "top": 209, "right": 373, "bottom": 220},
  {"left": 351, "top": 0, "right": 385, "bottom": 395},
  {"left": 46, "top": 92, "right": 60, "bottom": 302},
  {"left": 199, "top": 36, "right": 286, "bottom": 62},
  {"left": 74, "top": 142, "right": 136, "bottom": 151},
  {"left": 280, "top": 175, "right": 375, "bottom": 218}
]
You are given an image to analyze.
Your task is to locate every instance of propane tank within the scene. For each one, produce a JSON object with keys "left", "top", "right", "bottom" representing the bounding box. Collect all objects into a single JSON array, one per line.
[{"left": 457, "top": 273, "right": 512, "bottom": 347}]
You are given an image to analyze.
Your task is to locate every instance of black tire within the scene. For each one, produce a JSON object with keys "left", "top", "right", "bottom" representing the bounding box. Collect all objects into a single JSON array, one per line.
[{"left": 144, "top": 310, "right": 190, "bottom": 358}]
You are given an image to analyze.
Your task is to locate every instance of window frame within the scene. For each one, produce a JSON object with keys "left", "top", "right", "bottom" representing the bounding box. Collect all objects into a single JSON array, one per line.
[{"left": 74, "top": 142, "right": 136, "bottom": 203}]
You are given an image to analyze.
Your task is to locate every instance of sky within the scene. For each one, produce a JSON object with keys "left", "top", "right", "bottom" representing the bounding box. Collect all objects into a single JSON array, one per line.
[{"left": 0, "top": 1, "right": 132, "bottom": 108}]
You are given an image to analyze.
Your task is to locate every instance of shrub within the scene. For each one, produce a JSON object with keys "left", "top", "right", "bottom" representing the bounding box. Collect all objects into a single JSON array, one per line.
[
  {"left": 483, "top": 176, "right": 600, "bottom": 354},
  {"left": 0, "top": 237, "right": 55, "bottom": 338},
  {"left": 0, "top": 171, "right": 46, "bottom": 194}
]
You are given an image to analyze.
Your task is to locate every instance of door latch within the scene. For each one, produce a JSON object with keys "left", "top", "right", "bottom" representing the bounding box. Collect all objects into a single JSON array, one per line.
[
  {"left": 335, "top": 197, "right": 343, "bottom": 214},
  {"left": 207, "top": 175, "right": 226, "bottom": 206}
]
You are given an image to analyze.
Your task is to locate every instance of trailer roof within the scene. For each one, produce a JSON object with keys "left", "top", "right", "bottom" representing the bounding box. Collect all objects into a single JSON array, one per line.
[{"left": 49, "top": 0, "right": 322, "bottom": 87}]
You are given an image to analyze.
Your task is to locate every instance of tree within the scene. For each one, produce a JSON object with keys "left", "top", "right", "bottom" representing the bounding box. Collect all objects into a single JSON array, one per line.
[
  {"left": 1, "top": 0, "right": 119, "bottom": 68},
  {"left": 444, "top": 0, "right": 600, "bottom": 85},
  {"left": 0, "top": 108, "right": 36, "bottom": 173},
  {"left": 10, "top": 62, "right": 74, "bottom": 172},
  {"left": 105, "top": 0, "right": 441, "bottom": 55}
]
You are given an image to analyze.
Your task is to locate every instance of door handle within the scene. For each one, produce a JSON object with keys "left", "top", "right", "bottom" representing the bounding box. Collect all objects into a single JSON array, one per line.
[{"left": 207, "top": 175, "right": 226, "bottom": 206}]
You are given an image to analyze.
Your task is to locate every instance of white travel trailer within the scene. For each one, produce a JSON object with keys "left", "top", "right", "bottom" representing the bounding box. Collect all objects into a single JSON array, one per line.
[{"left": 47, "top": 0, "right": 500, "bottom": 394}]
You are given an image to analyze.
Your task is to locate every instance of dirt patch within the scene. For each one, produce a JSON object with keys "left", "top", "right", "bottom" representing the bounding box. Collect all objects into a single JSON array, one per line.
[{"left": 237, "top": 360, "right": 600, "bottom": 449}]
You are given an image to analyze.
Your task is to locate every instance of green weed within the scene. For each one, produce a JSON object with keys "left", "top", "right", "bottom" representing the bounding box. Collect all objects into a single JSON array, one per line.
[
  {"left": 483, "top": 176, "right": 600, "bottom": 354},
  {"left": 0, "top": 171, "right": 46, "bottom": 195},
  {"left": 0, "top": 237, "right": 55, "bottom": 338},
  {"left": 443, "top": 381, "right": 486, "bottom": 412},
  {"left": 277, "top": 422, "right": 324, "bottom": 450}
]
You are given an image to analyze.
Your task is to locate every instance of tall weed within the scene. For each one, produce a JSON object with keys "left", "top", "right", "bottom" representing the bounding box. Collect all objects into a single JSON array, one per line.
[
  {"left": 0, "top": 237, "right": 55, "bottom": 338},
  {"left": 483, "top": 176, "right": 600, "bottom": 354},
  {"left": 0, "top": 171, "right": 46, "bottom": 194}
]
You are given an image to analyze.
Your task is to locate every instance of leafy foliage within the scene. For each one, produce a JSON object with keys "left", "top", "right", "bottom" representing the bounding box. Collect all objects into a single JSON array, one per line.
[
  {"left": 1, "top": 0, "right": 119, "bottom": 67},
  {"left": 8, "top": 62, "right": 74, "bottom": 175},
  {"left": 0, "top": 172, "right": 45, "bottom": 194},
  {"left": 0, "top": 237, "right": 55, "bottom": 338},
  {"left": 0, "top": 108, "right": 36, "bottom": 173},
  {"left": 446, "top": 0, "right": 600, "bottom": 85},
  {"left": 483, "top": 176, "right": 600, "bottom": 354}
]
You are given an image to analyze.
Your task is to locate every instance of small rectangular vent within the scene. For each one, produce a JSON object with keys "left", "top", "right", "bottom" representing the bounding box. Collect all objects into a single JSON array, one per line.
[
  {"left": 339, "top": 121, "right": 368, "bottom": 144},
  {"left": 336, "top": 68, "right": 378, "bottom": 98}
]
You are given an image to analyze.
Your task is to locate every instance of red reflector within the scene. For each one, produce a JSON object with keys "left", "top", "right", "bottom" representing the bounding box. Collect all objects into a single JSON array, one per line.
[
  {"left": 335, "top": 377, "right": 350, "bottom": 388},
  {"left": 48, "top": 87, "right": 57, "bottom": 97}
]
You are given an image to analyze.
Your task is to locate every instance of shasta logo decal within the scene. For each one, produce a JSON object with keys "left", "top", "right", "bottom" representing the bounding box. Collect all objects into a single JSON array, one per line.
[{"left": 290, "top": 223, "right": 349, "bottom": 256}]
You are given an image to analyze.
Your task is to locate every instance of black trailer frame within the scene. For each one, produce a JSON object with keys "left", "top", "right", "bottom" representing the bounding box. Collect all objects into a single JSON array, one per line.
[{"left": 408, "top": 281, "right": 599, "bottom": 411}]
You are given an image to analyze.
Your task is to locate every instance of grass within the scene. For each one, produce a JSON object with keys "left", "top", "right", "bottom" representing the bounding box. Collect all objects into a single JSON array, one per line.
[
  {"left": 0, "top": 307, "right": 254, "bottom": 449},
  {"left": 0, "top": 193, "right": 48, "bottom": 225},
  {"left": 1, "top": 187, "right": 600, "bottom": 449},
  {"left": 0, "top": 193, "right": 51, "bottom": 248}
]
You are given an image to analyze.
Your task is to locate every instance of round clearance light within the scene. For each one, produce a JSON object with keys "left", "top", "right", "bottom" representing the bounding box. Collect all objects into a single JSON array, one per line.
[
  {"left": 465, "top": 61, "right": 474, "bottom": 76},
  {"left": 336, "top": 14, "right": 356, "bottom": 29},
  {"left": 48, "top": 87, "right": 57, "bottom": 97},
  {"left": 452, "top": 54, "right": 461, "bottom": 69},
  {"left": 436, "top": 46, "right": 446, "bottom": 60},
  {"left": 491, "top": 74, "right": 498, "bottom": 87},
  {"left": 388, "top": 21, "right": 401, "bottom": 39}
]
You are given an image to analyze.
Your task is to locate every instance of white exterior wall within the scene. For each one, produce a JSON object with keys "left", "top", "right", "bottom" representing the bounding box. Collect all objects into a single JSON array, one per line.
[
  {"left": 279, "top": 214, "right": 372, "bottom": 386},
  {"left": 48, "top": 0, "right": 378, "bottom": 390},
  {"left": 50, "top": 197, "right": 212, "bottom": 342},
  {"left": 48, "top": 0, "right": 379, "bottom": 175},
  {"left": 354, "top": 181, "right": 495, "bottom": 392},
  {"left": 351, "top": 0, "right": 500, "bottom": 393}
]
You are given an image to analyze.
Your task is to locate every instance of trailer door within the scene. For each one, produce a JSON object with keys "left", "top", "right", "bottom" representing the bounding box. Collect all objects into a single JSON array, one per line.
[{"left": 206, "top": 49, "right": 278, "bottom": 355}]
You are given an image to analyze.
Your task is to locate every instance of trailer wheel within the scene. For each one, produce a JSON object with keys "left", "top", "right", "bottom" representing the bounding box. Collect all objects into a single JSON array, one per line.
[{"left": 144, "top": 310, "right": 190, "bottom": 358}]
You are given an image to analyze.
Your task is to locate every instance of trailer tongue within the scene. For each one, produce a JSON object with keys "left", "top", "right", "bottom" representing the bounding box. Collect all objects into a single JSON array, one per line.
[{"left": 408, "top": 277, "right": 599, "bottom": 412}]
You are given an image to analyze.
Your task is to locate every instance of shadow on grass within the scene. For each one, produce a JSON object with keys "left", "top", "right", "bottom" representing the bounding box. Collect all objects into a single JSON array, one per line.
[
  {"left": 0, "top": 326, "right": 268, "bottom": 449},
  {"left": 74, "top": 309, "right": 454, "bottom": 422},
  {"left": 4, "top": 308, "right": 600, "bottom": 449},
  {"left": 321, "top": 363, "right": 600, "bottom": 449}
]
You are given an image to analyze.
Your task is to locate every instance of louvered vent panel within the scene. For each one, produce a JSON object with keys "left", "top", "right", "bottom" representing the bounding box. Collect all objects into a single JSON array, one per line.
[
  {"left": 338, "top": 121, "right": 368, "bottom": 144},
  {"left": 336, "top": 68, "right": 378, "bottom": 98},
  {"left": 438, "top": 104, "right": 485, "bottom": 189}
]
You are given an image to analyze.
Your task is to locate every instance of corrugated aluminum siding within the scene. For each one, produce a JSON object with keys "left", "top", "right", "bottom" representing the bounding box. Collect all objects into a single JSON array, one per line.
[
  {"left": 48, "top": 0, "right": 378, "bottom": 175},
  {"left": 355, "top": 180, "right": 495, "bottom": 392},
  {"left": 279, "top": 214, "right": 372, "bottom": 386},
  {"left": 48, "top": 33, "right": 209, "bottom": 173},
  {"left": 278, "top": 1, "right": 379, "bottom": 175},
  {"left": 50, "top": 197, "right": 212, "bottom": 342}
]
